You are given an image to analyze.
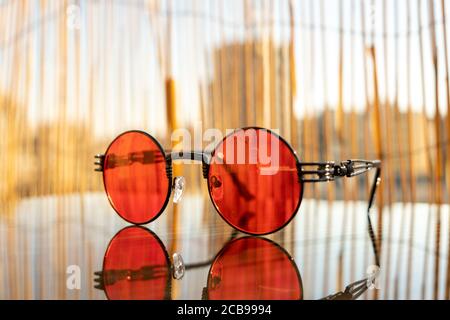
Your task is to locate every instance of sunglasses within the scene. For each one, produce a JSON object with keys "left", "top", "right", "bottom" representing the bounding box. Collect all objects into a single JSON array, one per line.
[
  {"left": 95, "top": 127, "right": 381, "bottom": 235},
  {"left": 95, "top": 226, "right": 302, "bottom": 300}
]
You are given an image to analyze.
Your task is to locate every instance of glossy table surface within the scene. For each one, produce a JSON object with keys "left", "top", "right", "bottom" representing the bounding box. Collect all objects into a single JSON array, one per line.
[{"left": 0, "top": 191, "right": 449, "bottom": 300}]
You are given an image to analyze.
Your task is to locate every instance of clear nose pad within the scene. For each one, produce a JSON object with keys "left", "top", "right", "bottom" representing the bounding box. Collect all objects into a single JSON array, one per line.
[
  {"left": 172, "top": 176, "right": 185, "bottom": 204},
  {"left": 172, "top": 252, "right": 185, "bottom": 280},
  {"left": 209, "top": 175, "right": 223, "bottom": 200}
]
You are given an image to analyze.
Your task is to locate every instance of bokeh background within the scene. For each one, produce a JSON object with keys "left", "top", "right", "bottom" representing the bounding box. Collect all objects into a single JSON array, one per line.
[{"left": 1, "top": 0, "right": 450, "bottom": 300}]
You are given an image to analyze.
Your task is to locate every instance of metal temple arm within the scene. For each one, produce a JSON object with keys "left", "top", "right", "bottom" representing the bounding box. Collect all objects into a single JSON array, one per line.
[
  {"left": 321, "top": 278, "right": 372, "bottom": 300},
  {"left": 298, "top": 159, "right": 381, "bottom": 182}
]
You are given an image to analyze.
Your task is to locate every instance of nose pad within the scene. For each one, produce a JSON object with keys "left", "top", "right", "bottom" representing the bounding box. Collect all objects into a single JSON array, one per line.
[
  {"left": 210, "top": 261, "right": 222, "bottom": 289},
  {"left": 172, "top": 252, "right": 185, "bottom": 280},
  {"left": 209, "top": 175, "right": 223, "bottom": 200},
  {"left": 210, "top": 175, "right": 222, "bottom": 188},
  {"left": 172, "top": 176, "right": 185, "bottom": 204}
]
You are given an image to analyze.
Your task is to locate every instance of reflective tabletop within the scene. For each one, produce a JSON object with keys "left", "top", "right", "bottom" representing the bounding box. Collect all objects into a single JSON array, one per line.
[{"left": 0, "top": 190, "right": 449, "bottom": 300}]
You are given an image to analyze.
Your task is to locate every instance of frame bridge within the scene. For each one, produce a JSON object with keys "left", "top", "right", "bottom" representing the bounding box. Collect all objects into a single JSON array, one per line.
[
  {"left": 165, "top": 150, "right": 210, "bottom": 164},
  {"left": 165, "top": 151, "right": 211, "bottom": 179}
]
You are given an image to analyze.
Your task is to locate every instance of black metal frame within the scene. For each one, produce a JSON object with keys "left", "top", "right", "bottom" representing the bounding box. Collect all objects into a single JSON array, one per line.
[{"left": 95, "top": 127, "right": 381, "bottom": 239}]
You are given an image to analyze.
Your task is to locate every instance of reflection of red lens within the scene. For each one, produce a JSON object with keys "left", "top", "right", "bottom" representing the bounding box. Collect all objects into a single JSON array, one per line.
[
  {"left": 208, "top": 128, "right": 302, "bottom": 235},
  {"left": 207, "top": 237, "right": 302, "bottom": 300},
  {"left": 102, "top": 227, "right": 170, "bottom": 300},
  {"left": 103, "top": 131, "right": 170, "bottom": 224}
]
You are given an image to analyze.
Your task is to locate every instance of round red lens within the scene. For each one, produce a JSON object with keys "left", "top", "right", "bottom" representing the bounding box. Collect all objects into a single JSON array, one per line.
[
  {"left": 207, "top": 237, "right": 302, "bottom": 300},
  {"left": 208, "top": 128, "right": 302, "bottom": 235},
  {"left": 103, "top": 131, "right": 170, "bottom": 224},
  {"left": 102, "top": 227, "right": 170, "bottom": 300}
]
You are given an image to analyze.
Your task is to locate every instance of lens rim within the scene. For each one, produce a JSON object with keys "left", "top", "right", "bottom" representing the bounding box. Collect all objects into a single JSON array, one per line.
[
  {"left": 101, "top": 226, "right": 172, "bottom": 300},
  {"left": 102, "top": 130, "right": 172, "bottom": 225},
  {"left": 206, "top": 127, "right": 304, "bottom": 236},
  {"left": 205, "top": 236, "right": 304, "bottom": 300}
]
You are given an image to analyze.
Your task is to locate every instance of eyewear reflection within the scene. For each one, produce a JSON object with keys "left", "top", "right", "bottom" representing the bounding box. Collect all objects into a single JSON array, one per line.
[
  {"left": 95, "top": 226, "right": 302, "bottom": 300},
  {"left": 94, "top": 127, "right": 381, "bottom": 236},
  {"left": 94, "top": 226, "right": 377, "bottom": 300}
]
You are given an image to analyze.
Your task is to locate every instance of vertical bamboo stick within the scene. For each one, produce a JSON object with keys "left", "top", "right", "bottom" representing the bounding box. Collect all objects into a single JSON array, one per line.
[
  {"left": 269, "top": 0, "right": 277, "bottom": 129},
  {"left": 244, "top": 0, "right": 254, "bottom": 126},
  {"left": 0, "top": 0, "right": 5, "bottom": 283},
  {"left": 308, "top": 0, "right": 320, "bottom": 195},
  {"left": 349, "top": 0, "right": 359, "bottom": 283},
  {"left": 416, "top": 0, "right": 435, "bottom": 300},
  {"left": 440, "top": 0, "right": 450, "bottom": 300},
  {"left": 22, "top": 0, "right": 32, "bottom": 299},
  {"left": 189, "top": 0, "right": 207, "bottom": 196},
  {"left": 165, "top": 0, "right": 180, "bottom": 299},
  {"left": 428, "top": 0, "right": 443, "bottom": 300},
  {"left": 381, "top": 0, "right": 396, "bottom": 299},
  {"left": 311, "top": 0, "right": 322, "bottom": 283},
  {"left": 392, "top": 0, "right": 408, "bottom": 299},
  {"left": 211, "top": 6, "right": 221, "bottom": 131},
  {"left": 279, "top": 4, "right": 289, "bottom": 144},
  {"left": 337, "top": 0, "right": 347, "bottom": 292},
  {"left": 0, "top": 1, "right": 5, "bottom": 215},
  {"left": 7, "top": 0, "right": 23, "bottom": 300},
  {"left": 217, "top": 1, "right": 226, "bottom": 131},
  {"left": 5, "top": 0, "right": 21, "bottom": 216},
  {"left": 147, "top": 0, "right": 166, "bottom": 93},
  {"left": 232, "top": 4, "right": 241, "bottom": 129},
  {"left": 320, "top": 0, "right": 335, "bottom": 295},
  {"left": 194, "top": 0, "right": 209, "bottom": 131},
  {"left": 336, "top": 0, "right": 345, "bottom": 144},
  {"left": 289, "top": 0, "right": 297, "bottom": 149},
  {"left": 38, "top": 0, "right": 48, "bottom": 299},
  {"left": 360, "top": 0, "right": 371, "bottom": 299},
  {"left": 285, "top": 0, "right": 297, "bottom": 245},
  {"left": 405, "top": 0, "right": 417, "bottom": 300},
  {"left": 262, "top": 0, "right": 271, "bottom": 129},
  {"left": 75, "top": 1, "right": 86, "bottom": 300},
  {"left": 58, "top": 0, "right": 69, "bottom": 299},
  {"left": 300, "top": 0, "right": 312, "bottom": 281},
  {"left": 253, "top": 2, "right": 262, "bottom": 129}
]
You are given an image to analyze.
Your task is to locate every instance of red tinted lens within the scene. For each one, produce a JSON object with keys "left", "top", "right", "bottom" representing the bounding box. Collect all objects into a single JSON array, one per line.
[
  {"left": 102, "top": 227, "right": 170, "bottom": 300},
  {"left": 208, "top": 128, "right": 302, "bottom": 234},
  {"left": 103, "top": 131, "right": 170, "bottom": 224},
  {"left": 207, "top": 237, "right": 302, "bottom": 300}
]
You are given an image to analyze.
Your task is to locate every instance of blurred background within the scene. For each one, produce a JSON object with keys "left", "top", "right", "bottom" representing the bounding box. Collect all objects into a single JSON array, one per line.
[{"left": 1, "top": 0, "right": 450, "bottom": 300}]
